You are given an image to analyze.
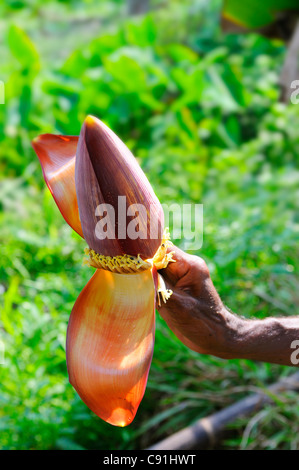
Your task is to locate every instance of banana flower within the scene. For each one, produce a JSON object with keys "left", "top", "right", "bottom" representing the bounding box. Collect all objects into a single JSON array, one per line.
[{"left": 32, "top": 116, "right": 174, "bottom": 427}]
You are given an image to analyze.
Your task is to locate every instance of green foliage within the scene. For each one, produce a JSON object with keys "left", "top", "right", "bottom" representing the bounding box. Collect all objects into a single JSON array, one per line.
[
  {"left": 223, "top": 0, "right": 299, "bottom": 29},
  {"left": 0, "top": 0, "right": 298, "bottom": 450}
]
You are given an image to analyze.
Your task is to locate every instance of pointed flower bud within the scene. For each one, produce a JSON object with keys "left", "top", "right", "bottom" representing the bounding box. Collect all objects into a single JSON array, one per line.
[{"left": 75, "top": 116, "right": 164, "bottom": 260}]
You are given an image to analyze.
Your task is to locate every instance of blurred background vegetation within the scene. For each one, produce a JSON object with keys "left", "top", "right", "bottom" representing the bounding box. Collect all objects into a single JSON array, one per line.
[{"left": 0, "top": 0, "right": 298, "bottom": 450}]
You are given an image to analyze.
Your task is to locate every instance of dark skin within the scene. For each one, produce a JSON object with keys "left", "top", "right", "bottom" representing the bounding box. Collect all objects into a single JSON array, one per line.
[{"left": 157, "top": 245, "right": 299, "bottom": 367}]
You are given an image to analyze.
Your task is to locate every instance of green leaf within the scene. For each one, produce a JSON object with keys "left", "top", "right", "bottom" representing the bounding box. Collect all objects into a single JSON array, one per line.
[
  {"left": 7, "top": 25, "right": 40, "bottom": 72},
  {"left": 223, "top": 0, "right": 299, "bottom": 29}
]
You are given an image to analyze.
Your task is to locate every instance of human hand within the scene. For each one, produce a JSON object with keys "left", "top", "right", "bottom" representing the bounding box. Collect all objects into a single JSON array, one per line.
[
  {"left": 157, "top": 245, "right": 239, "bottom": 358},
  {"left": 157, "top": 245, "right": 299, "bottom": 367}
]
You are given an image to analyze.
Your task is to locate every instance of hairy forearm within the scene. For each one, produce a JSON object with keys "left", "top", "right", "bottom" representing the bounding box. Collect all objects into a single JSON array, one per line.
[
  {"left": 223, "top": 310, "right": 299, "bottom": 367},
  {"left": 157, "top": 247, "right": 299, "bottom": 367}
]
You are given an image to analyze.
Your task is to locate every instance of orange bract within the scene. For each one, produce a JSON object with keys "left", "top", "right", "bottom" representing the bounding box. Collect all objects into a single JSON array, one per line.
[
  {"left": 66, "top": 268, "right": 155, "bottom": 426},
  {"left": 32, "top": 134, "right": 83, "bottom": 237}
]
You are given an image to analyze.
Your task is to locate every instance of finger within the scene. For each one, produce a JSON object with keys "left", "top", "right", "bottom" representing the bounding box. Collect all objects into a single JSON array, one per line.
[
  {"left": 158, "top": 245, "right": 191, "bottom": 285},
  {"left": 159, "top": 244, "right": 209, "bottom": 290}
]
